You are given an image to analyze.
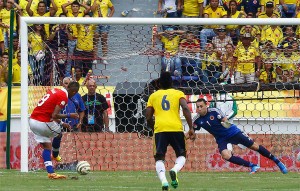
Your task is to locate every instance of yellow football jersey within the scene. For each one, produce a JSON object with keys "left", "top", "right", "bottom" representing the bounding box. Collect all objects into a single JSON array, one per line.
[{"left": 147, "top": 89, "right": 185, "bottom": 133}]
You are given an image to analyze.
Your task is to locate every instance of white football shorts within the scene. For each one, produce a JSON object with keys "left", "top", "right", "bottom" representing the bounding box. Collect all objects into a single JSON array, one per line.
[{"left": 29, "top": 118, "right": 61, "bottom": 143}]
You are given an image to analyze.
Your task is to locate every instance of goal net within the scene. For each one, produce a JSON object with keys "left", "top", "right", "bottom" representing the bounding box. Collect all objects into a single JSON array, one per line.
[{"left": 19, "top": 17, "right": 300, "bottom": 173}]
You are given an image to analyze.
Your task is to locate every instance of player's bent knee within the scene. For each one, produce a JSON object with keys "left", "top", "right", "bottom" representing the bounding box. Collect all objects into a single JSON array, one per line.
[
  {"left": 221, "top": 149, "right": 232, "bottom": 160},
  {"left": 154, "top": 154, "right": 165, "bottom": 161}
]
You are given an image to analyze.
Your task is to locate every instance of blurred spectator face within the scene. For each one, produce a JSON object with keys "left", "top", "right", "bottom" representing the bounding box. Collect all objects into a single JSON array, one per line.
[
  {"left": 0, "top": 0, "right": 3, "bottom": 8},
  {"left": 13, "top": 38, "right": 19, "bottom": 49},
  {"left": 241, "top": 37, "right": 251, "bottom": 46},
  {"left": 217, "top": 28, "right": 226, "bottom": 38},
  {"left": 264, "top": 63, "right": 273, "bottom": 70},
  {"left": 265, "top": 3, "right": 274, "bottom": 15},
  {"left": 247, "top": 13, "right": 254, "bottom": 18},
  {"left": 37, "top": 2, "right": 46, "bottom": 13},
  {"left": 291, "top": 41, "right": 298, "bottom": 51},
  {"left": 86, "top": 80, "right": 97, "bottom": 95},
  {"left": 225, "top": 44, "right": 234, "bottom": 54},
  {"left": 205, "top": 43, "right": 214, "bottom": 53},
  {"left": 186, "top": 32, "right": 195, "bottom": 42},
  {"left": 165, "top": 29, "right": 175, "bottom": 40},
  {"left": 229, "top": 1, "right": 237, "bottom": 12},
  {"left": 75, "top": 68, "right": 83, "bottom": 77},
  {"left": 63, "top": 77, "right": 72, "bottom": 89},
  {"left": 244, "top": 25, "right": 252, "bottom": 33},
  {"left": 71, "top": 4, "right": 80, "bottom": 13},
  {"left": 34, "top": 24, "right": 44, "bottom": 31},
  {"left": 210, "top": 0, "right": 219, "bottom": 8},
  {"left": 6, "top": 1, "right": 13, "bottom": 9},
  {"left": 2, "top": 54, "right": 8, "bottom": 63},
  {"left": 285, "top": 26, "right": 294, "bottom": 37},
  {"left": 284, "top": 46, "right": 293, "bottom": 56}
]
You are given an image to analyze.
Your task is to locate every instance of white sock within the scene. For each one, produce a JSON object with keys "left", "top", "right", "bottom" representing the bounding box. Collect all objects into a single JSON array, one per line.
[
  {"left": 156, "top": 160, "right": 168, "bottom": 184},
  {"left": 171, "top": 156, "right": 186, "bottom": 173}
]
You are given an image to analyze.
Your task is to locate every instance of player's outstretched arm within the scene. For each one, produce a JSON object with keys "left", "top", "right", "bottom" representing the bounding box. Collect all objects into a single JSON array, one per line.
[
  {"left": 146, "top": 106, "right": 155, "bottom": 131},
  {"left": 180, "top": 98, "right": 195, "bottom": 140}
]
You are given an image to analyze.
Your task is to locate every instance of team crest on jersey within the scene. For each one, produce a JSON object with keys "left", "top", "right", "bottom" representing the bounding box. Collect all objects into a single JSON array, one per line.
[
  {"left": 210, "top": 115, "right": 214, "bottom": 120},
  {"left": 61, "top": 101, "right": 66, "bottom": 106}
]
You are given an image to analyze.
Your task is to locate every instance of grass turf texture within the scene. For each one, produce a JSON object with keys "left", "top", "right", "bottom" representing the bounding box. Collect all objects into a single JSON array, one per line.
[{"left": 0, "top": 170, "right": 299, "bottom": 191}]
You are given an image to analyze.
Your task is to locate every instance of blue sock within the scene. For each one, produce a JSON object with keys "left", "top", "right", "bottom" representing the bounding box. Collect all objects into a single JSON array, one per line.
[
  {"left": 228, "top": 156, "right": 252, "bottom": 167},
  {"left": 43, "top": 149, "right": 54, "bottom": 173},
  {"left": 258, "top": 145, "right": 279, "bottom": 164},
  {"left": 52, "top": 136, "right": 62, "bottom": 158}
]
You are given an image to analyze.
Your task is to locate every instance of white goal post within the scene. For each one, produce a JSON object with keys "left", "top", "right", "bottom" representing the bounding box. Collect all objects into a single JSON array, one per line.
[{"left": 20, "top": 17, "right": 300, "bottom": 172}]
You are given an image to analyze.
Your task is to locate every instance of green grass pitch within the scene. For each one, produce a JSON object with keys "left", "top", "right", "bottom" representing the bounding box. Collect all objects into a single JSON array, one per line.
[{"left": 0, "top": 169, "right": 299, "bottom": 191}]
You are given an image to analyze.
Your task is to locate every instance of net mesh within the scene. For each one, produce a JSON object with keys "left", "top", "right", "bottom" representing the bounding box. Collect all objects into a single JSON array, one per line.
[{"left": 21, "top": 19, "right": 300, "bottom": 172}]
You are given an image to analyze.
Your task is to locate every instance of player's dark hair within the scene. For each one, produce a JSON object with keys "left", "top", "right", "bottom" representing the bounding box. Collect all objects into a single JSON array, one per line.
[
  {"left": 196, "top": 98, "right": 207, "bottom": 104},
  {"left": 159, "top": 72, "right": 172, "bottom": 89},
  {"left": 68, "top": 81, "right": 80, "bottom": 91}
]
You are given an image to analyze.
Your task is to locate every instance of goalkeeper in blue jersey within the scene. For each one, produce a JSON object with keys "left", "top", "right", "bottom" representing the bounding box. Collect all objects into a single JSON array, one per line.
[{"left": 193, "top": 98, "right": 288, "bottom": 174}]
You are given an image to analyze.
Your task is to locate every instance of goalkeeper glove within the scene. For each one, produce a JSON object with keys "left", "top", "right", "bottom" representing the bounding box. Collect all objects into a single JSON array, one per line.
[{"left": 221, "top": 121, "right": 231, "bottom": 128}]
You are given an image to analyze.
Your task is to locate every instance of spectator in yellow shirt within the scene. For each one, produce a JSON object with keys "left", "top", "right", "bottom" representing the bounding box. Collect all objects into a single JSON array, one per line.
[
  {"left": 261, "top": 16, "right": 283, "bottom": 47},
  {"left": 156, "top": 28, "right": 184, "bottom": 76},
  {"left": 276, "top": 42, "right": 300, "bottom": 82},
  {"left": 201, "top": 43, "right": 221, "bottom": 84},
  {"left": 0, "top": 0, "right": 22, "bottom": 49},
  {"left": 258, "top": 1, "right": 280, "bottom": 18},
  {"left": 200, "top": 0, "right": 227, "bottom": 49},
  {"left": 28, "top": 24, "right": 47, "bottom": 85},
  {"left": 62, "top": 0, "right": 90, "bottom": 77},
  {"left": 74, "top": 14, "right": 96, "bottom": 77},
  {"left": 26, "top": 0, "right": 58, "bottom": 38},
  {"left": 0, "top": 52, "right": 8, "bottom": 87},
  {"left": 91, "top": 0, "right": 115, "bottom": 65},
  {"left": 259, "top": 62, "right": 277, "bottom": 83},
  {"left": 226, "top": 0, "right": 246, "bottom": 45},
  {"left": 232, "top": 33, "right": 261, "bottom": 84}
]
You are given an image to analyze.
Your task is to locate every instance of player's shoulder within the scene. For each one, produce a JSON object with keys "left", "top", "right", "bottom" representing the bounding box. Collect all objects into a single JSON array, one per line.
[
  {"left": 208, "top": 107, "right": 222, "bottom": 114},
  {"left": 192, "top": 113, "right": 201, "bottom": 123}
]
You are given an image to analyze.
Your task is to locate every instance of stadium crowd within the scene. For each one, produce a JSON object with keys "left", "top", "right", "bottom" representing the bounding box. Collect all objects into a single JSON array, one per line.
[{"left": 0, "top": 0, "right": 299, "bottom": 86}]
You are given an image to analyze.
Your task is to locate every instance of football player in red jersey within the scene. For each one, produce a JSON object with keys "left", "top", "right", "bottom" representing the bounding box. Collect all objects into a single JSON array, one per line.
[{"left": 29, "top": 81, "right": 80, "bottom": 179}]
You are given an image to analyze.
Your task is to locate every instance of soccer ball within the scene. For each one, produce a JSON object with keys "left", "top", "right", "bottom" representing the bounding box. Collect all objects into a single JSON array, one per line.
[{"left": 76, "top": 161, "right": 91, "bottom": 175}]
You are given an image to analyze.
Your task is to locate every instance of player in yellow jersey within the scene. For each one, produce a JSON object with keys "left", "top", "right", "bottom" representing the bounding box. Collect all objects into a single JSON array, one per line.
[{"left": 146, "top": 72, "right": 195, "bottom": 191}]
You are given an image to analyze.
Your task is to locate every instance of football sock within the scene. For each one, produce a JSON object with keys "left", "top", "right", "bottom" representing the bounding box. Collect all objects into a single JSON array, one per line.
[
  {"left": 52, "top": 136, "right": 62, "bottom": 158},
  {"left": 171, "top": 156, "right": 186, "bottom": 173},
  {"left": 43, "top": 149, "right": 54, "bottom": 173},
  {"left": 156, "top": 160, "right": 167, "bottom": 184},
  {"left": 228, "top": 156, "right": 252, "bottom": 167},
  {"left": 258, "top": 145, "right": 280, "bottom": 163}
]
